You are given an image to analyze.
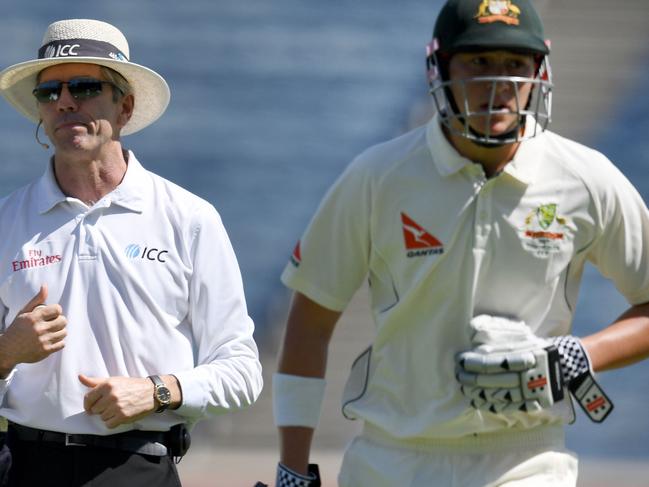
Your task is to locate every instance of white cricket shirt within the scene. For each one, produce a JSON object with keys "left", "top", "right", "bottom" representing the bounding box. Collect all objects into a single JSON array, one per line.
[
  {"left": 281, "top": 115, "right": 649, "bottom": 439},
  {"left": 0, "top": 152, "right": 262, "bottom": 434}
]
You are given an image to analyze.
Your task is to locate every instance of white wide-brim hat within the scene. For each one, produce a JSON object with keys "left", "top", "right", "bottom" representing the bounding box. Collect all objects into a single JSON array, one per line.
[{"left": 0, "top": 19, "right": 170, "bottom": 136}]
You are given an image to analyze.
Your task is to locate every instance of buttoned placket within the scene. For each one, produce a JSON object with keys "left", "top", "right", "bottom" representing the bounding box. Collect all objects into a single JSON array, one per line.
[
  {"left": 71, "top": 199, "right": 112, "bottom": 262},
  {"left": 468, "top": 165, "right": 495, "bottom": 251}
]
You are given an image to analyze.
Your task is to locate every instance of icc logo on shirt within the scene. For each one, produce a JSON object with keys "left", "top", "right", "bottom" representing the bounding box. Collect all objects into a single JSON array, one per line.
[{"left": 125, "top": 243, "right": 168, "bottom": 263}]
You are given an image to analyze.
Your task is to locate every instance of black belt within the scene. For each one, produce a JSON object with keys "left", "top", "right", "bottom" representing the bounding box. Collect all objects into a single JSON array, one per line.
[{"left": 8, "top": 422, "right": 170, "bottom": 457}]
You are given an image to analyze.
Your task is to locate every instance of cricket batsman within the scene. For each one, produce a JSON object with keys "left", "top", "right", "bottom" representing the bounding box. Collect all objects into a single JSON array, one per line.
[{"left": 271, "top": 0, "right": 649, "bottom": 485}]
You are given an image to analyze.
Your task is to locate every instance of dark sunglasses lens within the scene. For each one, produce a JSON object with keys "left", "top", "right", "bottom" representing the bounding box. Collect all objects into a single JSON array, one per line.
[
  {"left": 68, "top": 79, "right": 104, "bottom": 100},
  {"left": 32, "top": 78, "right": 105, "bottom": 103},
  {"left": 32, "top": 81, "right": 62, "bottom": 103}
]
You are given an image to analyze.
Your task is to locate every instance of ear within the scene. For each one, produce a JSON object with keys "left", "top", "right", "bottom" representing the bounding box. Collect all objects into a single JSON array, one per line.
[{"left": 117, "top": 93, "right": 135, "bottom": 129}]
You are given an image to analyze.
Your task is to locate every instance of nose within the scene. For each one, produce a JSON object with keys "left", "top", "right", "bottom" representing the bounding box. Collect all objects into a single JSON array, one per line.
[
  {"left": 488, "top": 73, "right": 516, "bottom": 101},
  {"left": 494, "top": 78, "right": 514, "bottom": 95},
  {"left": 56, "top": 84, "right": 79, "bottom": 112}
]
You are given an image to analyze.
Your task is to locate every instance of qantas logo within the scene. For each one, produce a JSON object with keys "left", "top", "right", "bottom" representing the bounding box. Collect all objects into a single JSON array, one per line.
[{"left": 401, "top": 212, "right": 444, "bottom": 257}]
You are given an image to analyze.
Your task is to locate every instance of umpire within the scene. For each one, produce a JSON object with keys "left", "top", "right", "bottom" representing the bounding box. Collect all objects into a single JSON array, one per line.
[{"left": 0, "top": 19, "right": 262, "bottom": 486}]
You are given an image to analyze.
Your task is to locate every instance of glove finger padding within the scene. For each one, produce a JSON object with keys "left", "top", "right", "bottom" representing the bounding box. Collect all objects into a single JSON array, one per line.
[
  {"left": 470, "top": 394, "right": 544, "bottom": 414},
  {"left": 457, "top": 344, "right": 565, "bottom": 412},
  {"left": 461, "top": 383, "right": 524, "bottom": 403},
  {"left": 459, "top": 348, "right": 538, "bottom": 373},
  {"left": 459, "top": 316, "right": 613, "bottom": 423},
  {"left": 457, "top": 369, "right": 520, "bottom": 388}
]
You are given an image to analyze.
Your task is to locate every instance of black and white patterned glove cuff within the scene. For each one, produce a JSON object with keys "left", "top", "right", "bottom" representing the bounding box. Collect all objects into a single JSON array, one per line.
[
  {"left": 276, "top": 463, "right": 319, "bottom": 487},
  {"left": 551, "top": 335, "right": 614, "bottom": 423},
  {"left": 551, "top": 335, "right": 591, "bottom": 384}
]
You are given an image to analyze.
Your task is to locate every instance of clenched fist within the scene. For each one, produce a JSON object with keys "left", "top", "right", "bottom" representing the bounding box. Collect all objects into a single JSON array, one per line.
[{"left": 0, "top": 284, "right": 67, "bottom": 378}]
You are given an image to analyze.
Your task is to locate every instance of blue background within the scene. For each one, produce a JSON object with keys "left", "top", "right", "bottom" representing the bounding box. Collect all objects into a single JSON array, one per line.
[{"left": 0, "top": 0, "right": 647, "bottom": 460}]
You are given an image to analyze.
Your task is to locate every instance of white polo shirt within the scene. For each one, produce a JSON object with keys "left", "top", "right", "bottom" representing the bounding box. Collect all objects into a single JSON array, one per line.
[
  {"left": 281, "top": 115, "right": 649, "bottom": 439},
  {"left": 0, "top": 152, "right": 262, "bottom": 435}
]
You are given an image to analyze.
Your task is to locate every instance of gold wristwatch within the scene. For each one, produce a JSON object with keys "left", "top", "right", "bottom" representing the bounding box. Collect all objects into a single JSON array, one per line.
[{"left": 148, "top": 375, "right": 171, "bottom": 413}]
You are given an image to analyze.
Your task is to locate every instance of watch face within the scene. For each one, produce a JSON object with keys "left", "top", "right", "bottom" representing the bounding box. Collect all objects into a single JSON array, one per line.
[{"left": 156, "top": 386, "right": 172, "bottom": 404}]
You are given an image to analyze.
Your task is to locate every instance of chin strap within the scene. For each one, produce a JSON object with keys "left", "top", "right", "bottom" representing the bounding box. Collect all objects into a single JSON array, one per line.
[
  {"left": 440, "top": 109, "right": 525, "bottom": 148},
  {"left": 467, "top": 123, "right": 523, "bottom": 148}
]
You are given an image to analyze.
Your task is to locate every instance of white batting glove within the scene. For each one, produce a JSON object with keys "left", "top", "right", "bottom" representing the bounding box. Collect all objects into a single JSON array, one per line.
[
  {"left": 456, "top": 316, "right": 613, "bottom": 422},
  {"left": 276, "top": 463, "right": 321, "bottom": 487},
  {"left": 456, "top": 338, "right": 565, "bottom": 414}
]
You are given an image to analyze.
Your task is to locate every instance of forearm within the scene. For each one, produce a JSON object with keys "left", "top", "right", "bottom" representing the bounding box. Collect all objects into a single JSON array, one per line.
[
  {"left": 279, "top": 426, "right": 315, "bottom": 474},
  {"left": 276, "top": 341, "right": 328, "bottom": 475},
  {"left": 276, "top": 345, "right": 327, "bottom": 476},
  {"left": 582, "top": 302, "right": 649, "bottom": 371},
  {"left": 275, "top": 292, "right": 340, "bottom": 475},
  {"left": 278, "top": 325, "right": 331, "bottom": 378}
]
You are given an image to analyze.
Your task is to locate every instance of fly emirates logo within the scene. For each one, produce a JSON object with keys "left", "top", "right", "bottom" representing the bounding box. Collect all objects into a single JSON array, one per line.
[{"left": 12, "top": 249, "right": 62, "bottom": 272}]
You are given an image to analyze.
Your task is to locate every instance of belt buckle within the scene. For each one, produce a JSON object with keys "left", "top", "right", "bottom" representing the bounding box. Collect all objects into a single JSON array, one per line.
[{"left": 64, "top": 434, "right": 86, "bottom": 447}]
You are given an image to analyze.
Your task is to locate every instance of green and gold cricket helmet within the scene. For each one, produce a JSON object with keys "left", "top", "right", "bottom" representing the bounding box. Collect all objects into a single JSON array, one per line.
[{"left": 426, "top": 0, "right": 552, "bottom": 145}]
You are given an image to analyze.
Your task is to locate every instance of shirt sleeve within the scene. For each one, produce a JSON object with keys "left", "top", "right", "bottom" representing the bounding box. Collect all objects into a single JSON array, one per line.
[
  {"left": 0, "top": 370, "right": 16, "bottom": 406},
  {"left": 586, "top": 161, "right": 649, "bottom": 305},
  {"left": 173, "top": 204, "right": 263, "bottom": 421},
  {"left": 281, "top": 157, "right": 373, "bottom": 311},
  {"left": 0, "top": 304, "right": 15, "bottom": 405}
]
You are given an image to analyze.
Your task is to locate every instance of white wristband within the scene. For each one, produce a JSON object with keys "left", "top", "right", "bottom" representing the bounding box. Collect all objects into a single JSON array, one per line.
[{"left": 273, "top": 372, "right": 326, "bottom": 428}]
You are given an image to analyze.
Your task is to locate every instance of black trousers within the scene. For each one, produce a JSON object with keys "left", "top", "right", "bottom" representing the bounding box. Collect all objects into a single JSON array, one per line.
[
  {"left": 0, "top": 433, "right": 10, "bottom": 487},
  {"left": 6, "top": 435, "right": 182, "bottom": 487}
]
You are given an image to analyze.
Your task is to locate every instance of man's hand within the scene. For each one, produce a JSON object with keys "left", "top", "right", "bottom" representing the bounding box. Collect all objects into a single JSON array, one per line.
[
  {"left": 455, "top": 315, "right": 613, "bottom": 422},
  {"left": 456, "top": 343, "right": 565, "bottom": 413},
  {"left": 455, "top": 315, "right": 561, "bottom": 413},
  {"left": 0, "top": 284, "right": 67, "bottom": 377},
  {"left": 79, "top": 375, "right": 156, "bottom": 429}
]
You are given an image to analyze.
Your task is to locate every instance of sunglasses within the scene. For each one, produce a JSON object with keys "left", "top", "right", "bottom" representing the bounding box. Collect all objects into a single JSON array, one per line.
[{"left": 32, "top": 77, "right": 121, "bottom": 103}]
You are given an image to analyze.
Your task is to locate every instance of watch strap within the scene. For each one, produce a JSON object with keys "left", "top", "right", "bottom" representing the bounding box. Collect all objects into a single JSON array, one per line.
[{"left": 148, "top": 375, "right": 171, "bottom": 413}]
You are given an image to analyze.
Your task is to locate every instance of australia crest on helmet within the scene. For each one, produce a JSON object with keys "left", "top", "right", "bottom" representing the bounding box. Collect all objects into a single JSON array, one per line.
[{"left": 475, "top": 0, "right": 521, "bottom": 25}]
